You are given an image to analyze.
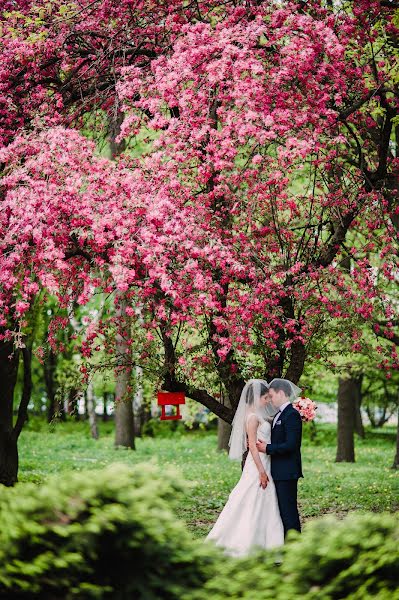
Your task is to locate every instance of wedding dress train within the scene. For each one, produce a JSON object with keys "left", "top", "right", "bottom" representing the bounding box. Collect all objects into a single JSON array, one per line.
[{"left": 206, "top": 419, "right": 284, "bottom": 557}]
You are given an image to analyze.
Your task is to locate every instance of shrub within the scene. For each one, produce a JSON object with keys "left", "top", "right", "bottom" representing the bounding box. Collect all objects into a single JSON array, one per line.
[
  {"left": 142, "top": 418, "right": 186, "bottom": 438},
  {"left": 0, "top": 463, "right": 397, "bottom": 600},
  {"left": 302, "top": 422, "right": 336, "bottom": 446},
  {"left": 190, "top": 514, "right": 399, "bottom": 600},
  {"left": 282, "top": 513, "right": 399, "bottom": 600},
  {"left": 0, "top": 463, "right": 217, "bottom": 599}
]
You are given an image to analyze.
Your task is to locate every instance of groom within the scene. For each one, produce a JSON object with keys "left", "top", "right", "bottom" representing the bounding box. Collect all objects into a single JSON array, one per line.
[{"left": 256, "top": 379, "right": 302, "bottom": 536}]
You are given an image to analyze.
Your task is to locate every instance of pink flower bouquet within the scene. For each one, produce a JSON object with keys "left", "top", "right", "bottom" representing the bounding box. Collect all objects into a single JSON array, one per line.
[{"left": 293, "top": 397, "right": 317, "bottom": 422}]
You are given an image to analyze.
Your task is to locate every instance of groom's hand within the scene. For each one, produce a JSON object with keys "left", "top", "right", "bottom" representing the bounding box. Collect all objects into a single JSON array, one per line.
[{"left": 256, "top": 440, "right": 266, "bottom": 453}]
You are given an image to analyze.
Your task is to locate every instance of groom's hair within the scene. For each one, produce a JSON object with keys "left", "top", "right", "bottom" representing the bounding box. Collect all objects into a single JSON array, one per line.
[
  {"left": 246, "top": 382, "right": 269, "bottom": 404},
  {"left": 269, "top": 380, "right": 291, "bottom": 398}
]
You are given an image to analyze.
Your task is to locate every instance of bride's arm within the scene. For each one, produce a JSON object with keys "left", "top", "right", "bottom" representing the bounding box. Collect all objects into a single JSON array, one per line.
[{"left": 246, "top": 416, "right": 269, "bottom": 489}]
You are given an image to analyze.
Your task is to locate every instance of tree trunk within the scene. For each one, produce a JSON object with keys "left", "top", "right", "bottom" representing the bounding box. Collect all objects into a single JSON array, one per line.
[
  {"left": 0, "top": 343, "right": 32, "bottom": 487},
  {"left": 217, "top": 418, "right": 232, "bottom": 451},
  {"left": 133, "top": 365, "right": 144, "bottom": 437},
  {"left": 336, "top": 376, "right": 356, "bottom": 462},
  {"left": 392, "top": 406, "right": 399, "bottom": 469},
  {"left": 217, "top": 394, "right": 232, "bottom": 451},
  {"left": 114, "top": 295, "right": 135, "bottom": 448},
  {"left": 114, "top": 379, "right": 135, "bottom": 449},
  {"left": 0, "top": 425, "right": 18, "bottom": 488},
  {"left": 0, "top": 340, "right": 19, "bottom": 486},
  {"left": 102, "top": 392, "right": 112, "bottom": 422},
  {"left": 109, "top": 113, "right": 134, "bottom": 449},
  {"left": 353, "top": 375, "right": 365, "bottom": 438},
  {"left": 365, "top": 405, "right": 377, "bottom": 428},
  {"left": 86, "top": 381, "right": 99, "bottom": 440},
  {"left": 115, "top": 399, "right": 134, "bottom": 447},
  {"left": 44, "top": 349, "right": 59, "bottom": 422},
  {"left": 284, "top": 339, "right": 306, "bottom": 384},
  {"left": 336, "top": 257, "right": 358, "bottom": 458},
  {"left": 67, "top": 389, "right": 80, "bottom": 420}
]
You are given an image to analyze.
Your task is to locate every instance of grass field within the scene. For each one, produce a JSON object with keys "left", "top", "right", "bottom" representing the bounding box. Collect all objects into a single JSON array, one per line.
[{"left": 18, "top": 419, "right": 399, "bottom": 539}]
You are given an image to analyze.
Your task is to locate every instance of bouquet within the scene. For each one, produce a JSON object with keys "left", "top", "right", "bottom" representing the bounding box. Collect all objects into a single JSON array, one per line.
[{"left": 293, "top": 397, "right": 317, "bottom": 422}]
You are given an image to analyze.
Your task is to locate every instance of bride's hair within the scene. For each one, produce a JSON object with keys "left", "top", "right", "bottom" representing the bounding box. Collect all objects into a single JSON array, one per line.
[
  {"left": 269, "top": 379, "right": 292, "bottom": 398},
  {"left": 229, "top": 379, "right": 275, "bottom": 460},
  {"left": 246, "top": 382, "right": 268, "bottom": 405}
]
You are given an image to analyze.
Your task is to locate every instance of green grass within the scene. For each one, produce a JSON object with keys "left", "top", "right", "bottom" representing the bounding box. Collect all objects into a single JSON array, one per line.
[{"left": 18, "top": 419, "right": 399, "bottom": 539}]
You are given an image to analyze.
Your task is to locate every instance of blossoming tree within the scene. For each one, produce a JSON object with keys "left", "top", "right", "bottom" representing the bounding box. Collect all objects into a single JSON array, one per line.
[
  {"left": 2, "top": 0, "right": 399, "bottom": 483},
  {"left": 115, "top": 1, "right": 399, "bottom": 425}
]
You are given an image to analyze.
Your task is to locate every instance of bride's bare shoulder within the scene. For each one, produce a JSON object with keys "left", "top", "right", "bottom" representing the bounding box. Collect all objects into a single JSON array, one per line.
[{"left": 245, "top": 413, "right": 260, "bottom": 424}]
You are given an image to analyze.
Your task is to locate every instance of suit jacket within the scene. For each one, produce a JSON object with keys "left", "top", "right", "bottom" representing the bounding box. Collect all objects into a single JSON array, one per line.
[{"left": 266, "top": 403, "right": 303, "bottom": 481}]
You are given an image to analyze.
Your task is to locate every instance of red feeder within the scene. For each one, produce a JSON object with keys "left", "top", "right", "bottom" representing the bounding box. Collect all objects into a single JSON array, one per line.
[{"left": 157, "top": 391, "right": 185, "bottom": 421}]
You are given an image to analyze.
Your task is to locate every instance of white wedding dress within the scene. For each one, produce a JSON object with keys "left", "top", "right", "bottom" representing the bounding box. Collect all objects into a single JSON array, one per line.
[{"left": 206, "top": 418, "right": 284, "bottom": 557}]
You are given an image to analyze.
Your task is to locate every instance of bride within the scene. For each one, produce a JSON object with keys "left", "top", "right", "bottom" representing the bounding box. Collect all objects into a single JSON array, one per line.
[{"left": 206, "top": 379, "right": 284, "bottom": 556}]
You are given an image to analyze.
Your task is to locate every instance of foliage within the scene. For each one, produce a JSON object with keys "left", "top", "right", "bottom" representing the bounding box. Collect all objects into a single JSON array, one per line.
[
  {"left": 142, "top": 414, "right": 215, "bottom": 438},
  {"left": 142, "top": 417, "right": 187, "bottom": 438},
  {"left": 0, "top": 463, "right": 216, "bottom": 599},
  {"left": 2, "top": 0, "right": 399, "bottom": 426},
  {"left": 189, "top": 513, "right": 399, "bottom": 600},
  {"left": 0, "top": 456, "right": 397, "bottom": 599},
  {"left": 361, "top": 369, "right": 399, "bottom": 427},
  {"left": 279, "top": 513, "right": 399, "bottom": 600}
]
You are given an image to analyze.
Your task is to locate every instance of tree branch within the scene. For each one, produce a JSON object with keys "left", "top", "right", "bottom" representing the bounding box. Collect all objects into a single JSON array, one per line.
[
  {"left": 338, "top": 88, "right": 382, "bottom": 121},
  {"left": 162, "top": 378, "right": 234, "bottom": 422}
]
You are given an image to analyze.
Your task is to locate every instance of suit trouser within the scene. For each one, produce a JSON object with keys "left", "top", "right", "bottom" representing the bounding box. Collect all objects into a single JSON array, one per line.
[{"left": 274, "top": 479, "right": 301, "bottom": 536}]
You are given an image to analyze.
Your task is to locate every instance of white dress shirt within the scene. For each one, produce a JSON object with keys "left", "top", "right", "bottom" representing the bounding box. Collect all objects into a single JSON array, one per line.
[{"left": 272, "top": 401, "right": 291, "bottom": 428}]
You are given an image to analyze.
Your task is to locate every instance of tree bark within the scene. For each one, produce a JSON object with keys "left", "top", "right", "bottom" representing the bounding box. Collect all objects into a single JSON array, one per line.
[
  {"left": 109, "top": 113, "right": 134, "bottom": 449},
  {"left": 114, "top": 296, "right": 135, "bottom": 448},
  {"left": 133, "top": 365, "right": 144, "bottom": 437},
  {"left": 86, "top": 381, "right": 99, "bottom": 440},
  {"left": 102, "top": 392, "right": 113, "bottom": 421},
  {"left": 336, "top": 376, "right": 356, "bottom": 462},
  {"left": 217, "top": 394, "right": 232, "bottom": 451},
  {"left": 353, "top": 375, "right": 365, "bottom": 438},
  {"left": 217, "top": 418, "right": 232, "bottom": 451},
  {"left": 13, "top": 348, "right": 33, "bottom": 439},
  {"left": 132, "top": 308, "right": 145, "bottom": 437},
  {"left": 67, "top": 389, "right": 80, "bottom": 420},
  {"left": 0, "top": 341, "right": 19, "bottom": 486},
  {"left": 44, "top": 348, "right": 59, "bottom": 422},
  {"left": 0, "top": 343, "right": 32, "bottom": 486},
  {"left": 392, "top": 406, "right": 399, "bottom": 469},
  {"left": 284, "top": 340, "right": 306, "bottom": 384},
  {"left": 114, "top": 379, "right": 135, "bottom": 449}
]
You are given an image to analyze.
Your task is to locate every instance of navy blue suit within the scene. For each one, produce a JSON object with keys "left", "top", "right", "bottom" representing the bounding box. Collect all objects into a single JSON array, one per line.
[{"left": 266, "top": 404, "right": 302, "bottom": 535}]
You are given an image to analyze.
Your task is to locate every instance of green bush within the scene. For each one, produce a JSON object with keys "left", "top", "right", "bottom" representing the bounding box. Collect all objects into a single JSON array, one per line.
[
  {"left": 142, "top": 418, "right": 187, "bottom": 438},
  {"left": 191, "top": 514, "right": 399, "bottom": 600},
  {"left": 0, "top": 463, "right": 217, "bottom": 599},
  {"left": 141, "top": 416, "right": 216, "bottom": 439},
  {"left": 282, "top": 513, "right": 399, "bottom": 600},
  {"left": 302, "top": 421, "right": 336, "bottom": 446},
  {"left": 0, "top": 463, "right": 398, "bottom": 600}
]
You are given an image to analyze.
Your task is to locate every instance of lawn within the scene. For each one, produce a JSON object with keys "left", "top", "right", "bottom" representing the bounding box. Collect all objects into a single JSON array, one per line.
[{"left": 18, "top": 419, "right": 399, "bottom": 539}]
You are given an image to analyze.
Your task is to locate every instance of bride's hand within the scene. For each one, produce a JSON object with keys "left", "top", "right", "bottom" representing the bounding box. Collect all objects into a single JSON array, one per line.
[{"left": 259, "top": 471, "right": 269, "bottom": 489}]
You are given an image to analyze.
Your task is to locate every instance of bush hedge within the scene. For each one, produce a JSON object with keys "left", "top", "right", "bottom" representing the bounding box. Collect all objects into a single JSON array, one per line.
[
  {"left": 0, "top": 463, "right": 217, "bottom": 599},
  {"left": 0, "top": 463, "right": 397, "bottom": 599},
  {"left": 141, "top": 418, "right": 187, "bottom": 438},
  {"left": 192, "top": 514, "right": 399, "bottom": 600}
]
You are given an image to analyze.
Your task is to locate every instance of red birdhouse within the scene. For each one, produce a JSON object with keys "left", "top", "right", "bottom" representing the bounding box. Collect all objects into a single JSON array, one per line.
[{"left": 157, "top": 391, "right": 185, "bottom": 421}]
